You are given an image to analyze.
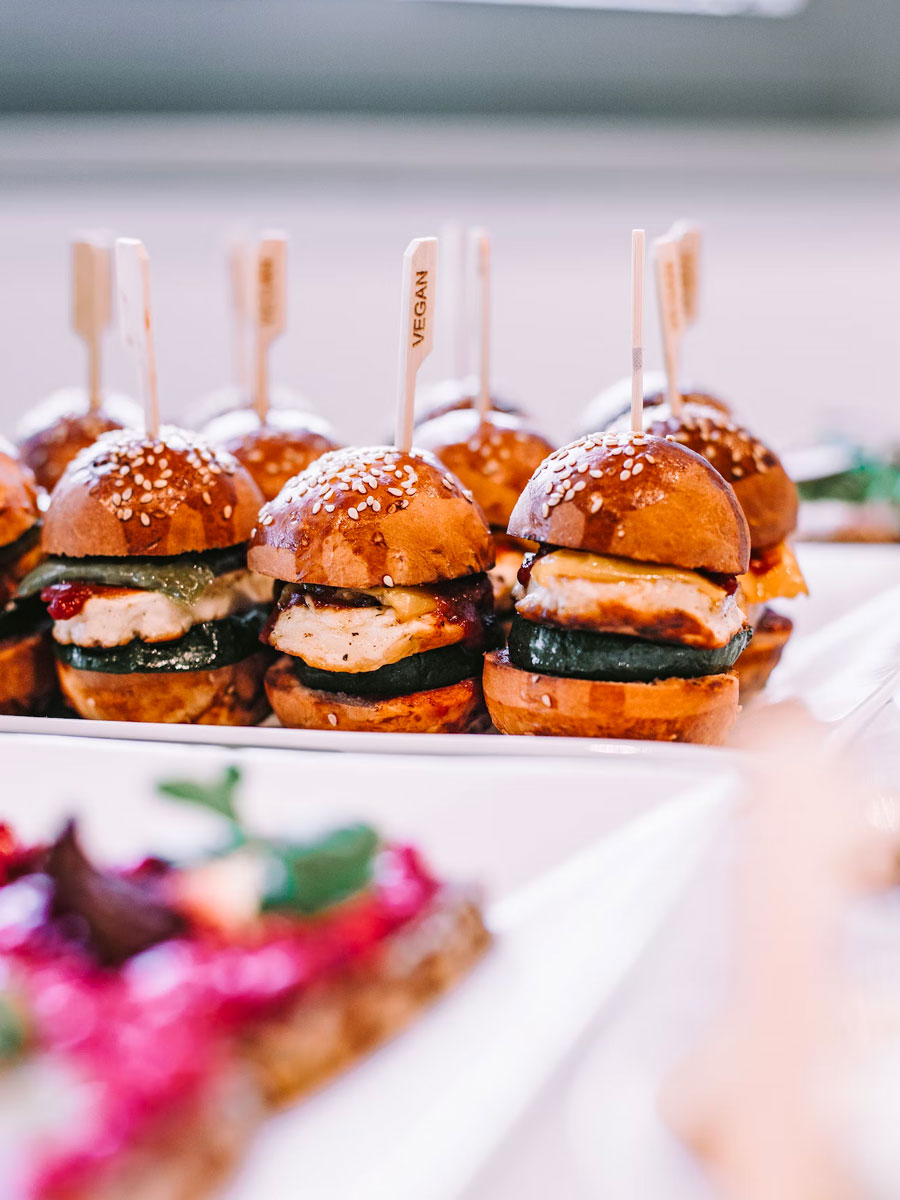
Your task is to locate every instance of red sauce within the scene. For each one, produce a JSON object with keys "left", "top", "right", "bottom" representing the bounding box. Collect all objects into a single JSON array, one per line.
[
  {"left": 41, "top": 583, "right": 132, "bottom": 620},
  {"left": 0, "top": 839, "right": 438, "bottom": 1200},
  {"left": 699, "top": 570, "right": 738, "bottom": 596}
]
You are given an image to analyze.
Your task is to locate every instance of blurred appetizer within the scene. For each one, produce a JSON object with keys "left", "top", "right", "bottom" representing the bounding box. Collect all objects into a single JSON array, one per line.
[
  {"left": 483, "top": 431, "right": 752, "bottom": 743},
  {"left": 785, "top": 441, "right": 900, "bottom": 543},
  {"left": 17, "top": 236, "right": 139, "bottom": 491},
  {"left": 607, "top": 402, "right": 807, "bottom": 695},
  {"left": 0, "top": 776, "right": 488, "bottom": 1200},
  {"left": 249, "top": 446, "right": 500, "bottom": 732},
  {"left": 202, "top": 406, "right": 341, "bottom": 502},
  {"left": 0, "top": 442, "right": 56, "bottom": 715},
  {"left": 576, "top": 371, "right": 727, "bottom": 440},
  {"left": 18, "top": 427, "right": 273, "bottom": 724},
  {"left": 415, "top": 408, "right": 554, "bottom": 619}
]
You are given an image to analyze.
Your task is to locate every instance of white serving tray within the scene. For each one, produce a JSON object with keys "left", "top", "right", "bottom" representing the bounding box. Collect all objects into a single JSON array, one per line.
[{"left": 1, "top": 544, "right": 898, "bottom": 759}]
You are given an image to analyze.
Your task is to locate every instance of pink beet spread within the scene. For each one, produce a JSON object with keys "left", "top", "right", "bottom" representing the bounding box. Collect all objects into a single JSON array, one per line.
[{"left": 0, "top": 831, "right": 438, "bottom": 1199}]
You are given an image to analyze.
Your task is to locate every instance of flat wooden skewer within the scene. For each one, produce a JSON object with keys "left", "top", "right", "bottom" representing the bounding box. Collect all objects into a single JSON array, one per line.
[
  {"left": 671, "top": 219, "right": 702, "bottom": 328},
  {"left": 115, "top": 238, "right": 159, "bottom": 437},
  {"left": 72, "top": 234, "right": 113, "bottom": 413},
  {"left": 253, "top": 232, "right": 288, "bottom": 425},
  {"left": 654, "top": 234, "right": 685, "bottom": 416},
  {"left": 631, "top": 229, "right": 645, "bottom": 435},
  {"left": 395, "top": 237, "right": 438, "bottom": 452},
  {"left": 440, "top": 221, "right": 468, "bottom": 389},
  {"left": 470, "top": 228, "right": 491, "bottom": 419},
  {"left": 227, "top": 233, "right": 252, "bottom": 402}
]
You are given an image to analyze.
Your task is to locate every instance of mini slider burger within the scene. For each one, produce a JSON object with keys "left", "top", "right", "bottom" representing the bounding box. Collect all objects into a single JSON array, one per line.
[
  {"left": 415, "top": 408, "right": 554, "bottom": 618},
  {"left": 18, "top": 427, "right": 273, "bottom": 724},
  {"left": 203, "top": 406, "right": 341, "bottom": 502},
  {"left": 249, "top": 445, "right": 499, "bottom": 733},
  {"left": 608, "top": 400, "right": 807, "bottom": 694},
  {"left": 0, "top": 441, "right": 56, "bottom": 715},
  {"left": 483, "top": 431, "right": 753, "bottom": 743}
]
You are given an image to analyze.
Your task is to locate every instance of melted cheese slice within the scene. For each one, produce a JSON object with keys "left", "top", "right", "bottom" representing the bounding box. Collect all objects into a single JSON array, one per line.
[
  {"left": 737, "top": 541, "right": 808, "bottom": 606},
  {"left": 518, "top": 549, "right": 745, "bottom": 649}
]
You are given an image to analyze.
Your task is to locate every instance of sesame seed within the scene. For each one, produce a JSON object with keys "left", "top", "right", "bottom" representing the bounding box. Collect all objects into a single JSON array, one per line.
[
  {"left": 140, "top": 513, "right": 150, "bottom": 526},
  {"left": 327, "top": 713, "right": 338, "bottom": 727},
  {"left": 620, "top": 470, "right": 631, "bottom": 481},
  {"left": 348, "top": 507, "right": 359, "bottom": 520},
  {"left": 542, "top": 503, "right": 550, "bottom": 518},
  {"left": 223, "top": 505, "right": 233, "bottom": 519},
  {"left": 590, "top": 494, "right": 604, "bottom": 513},
  {"left": 154, "top": 478, "right": 167, "bottom": 489},
  {"left": 632, "top": 462, "right": 644, "bottom": 475},
  {"left": 388, "top": 487, "right": 403, "bottom": 497},
  {"left": 383, "top": 574, "right": 394, "bottom": 587},
  {"left": 541, "top": 694, "right": 552, "bottom": 708},
  {"left": 122, "top": 488, "right": 133, "bottom": 500},
  {"left": 312, "top": 501, "right": 322, "bottom": 514},
  {"left": 202, "top": 492, "right": 212, "bottom": 505}
]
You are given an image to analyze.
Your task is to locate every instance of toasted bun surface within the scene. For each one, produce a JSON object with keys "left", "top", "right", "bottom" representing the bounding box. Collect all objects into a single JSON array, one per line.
[
  {"left": 414, "top": 409, "right": 555, "bottom": 528},
  {"left": 249, "top": 446, "right": 493, "bottom": 587},
  {"left": 57, "top": 651, "right": 271, "bottom": 724},
  {"left": 16, "top": 388, "right": 141, "bottom": 493},
  {"left": 43, "top": 426, "right": 264, "bottom": 558},
  {"left": 578, "top": 374, "right": 728, "bottom": 437},
  {"left": 265, "top": 654, "right": 490, "bottom": 733},
  {"left": 0, "top": 439, "right": 41, "bottom": 547},
  {"left": 483, "top": 649, "right": 739, "bottom": 744},
  {"left": 203, "top": 408, "right": 341, "bottom": 502},
  {"left": 0, "top": 630, "right": 57, "bottom": 716},
  {"left": 614, "top": 402, "right": 798, "bottom": 551},
  {"left": 507, "top": 432, "right": 750, "bottom": 574},
  {"left": 733, "top": 608, "right": 792, "bottom": 697}
]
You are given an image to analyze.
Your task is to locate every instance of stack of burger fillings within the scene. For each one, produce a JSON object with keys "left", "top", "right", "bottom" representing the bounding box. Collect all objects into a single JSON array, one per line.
[
  {"left": 0, "top": 443, "right": 56, "bottom": 715},
  {"left": 202, "top": 233, "right": 342, "bottom": 502},
  {"left": 249, "top": 237, "right": 500, "bottom": 733}
]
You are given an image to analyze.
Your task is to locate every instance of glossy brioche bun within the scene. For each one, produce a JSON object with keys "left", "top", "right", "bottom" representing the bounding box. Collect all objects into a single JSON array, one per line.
[
  {"left": 249, "top": 446, "right": 494, "bottom": 588},
  {"left": 578, "top": 373, "right": 728, "bottom": 438},
  {"left": 508, "top": 433, "right": 750, "bottom": 575},
  {"left": 43, "top": 426, "right": 264, "bottom": 558},
  {"left": 414, "top": 409, "right": 555, "bottom": 528},
  {"left": 203, "top": 408, "right": 341, "bottom": 502},
  {"left": 16, "top": 388, "right": 141, "bottom": 492},
  {"left": 616, "top": 401, "right": 798, "bottom": 552},
  {"left": 483, "top": 649, "right": 739, "bottom": 744},
  {"left": 414, "top": 379, "right": 525, "bottom": 428},
  {"left": 733, "top": 608, "right": 793, "bottom": 697},
  {"left": 0, "top": 439, "right": 42, "bottom": 548},
  {"left": 265, "top": 654, "right": 490, "bottom": 733},
  {"left": 0, "top": 630, "right": 57, "bottom": 716},
  {"left": 57, "top": 651, "right": 271, "bottom": 724}
]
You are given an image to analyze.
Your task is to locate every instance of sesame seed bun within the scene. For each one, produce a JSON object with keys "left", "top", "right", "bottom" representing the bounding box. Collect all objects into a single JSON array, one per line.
[
  {"left": 0, "top": 629, "right": 57, "bottom": 716},
  {"left": 249, "top": 446, "right": 494, "bottom": 588},
  {"left": 507, "top": 433, "right": 750, "bottom": 575},
  {"left": 265, "top": 654, "right": 490, "bottom": 733},
  {"left": 733, "top": 608, "right": 793, "bottom": 697},
  {"left": 43, "top": 426, "right": 265, "bottom": 558},
  {"left": 203, "top": 408, "right": 341, "bottom": 502},
  {"left": 0, "top": 439, "right": 42, "bottom": 548},
  {"left": 483, "top": 648, "right": 739, "bottom": 744},
  {"left": 414, "top": 409, "right": 555, "bottom": 528},
  {"left": 16, "top": 388, "right": 141, "bottom": 492},
  {"left": 619, "top": 402, "right": 798, "bottom": 552},
  {"left": 57, "top": 651, "right": 271, "bottom": 724},
  {"left": 578, "top": 373, "right": 728, "bottom": 438}
]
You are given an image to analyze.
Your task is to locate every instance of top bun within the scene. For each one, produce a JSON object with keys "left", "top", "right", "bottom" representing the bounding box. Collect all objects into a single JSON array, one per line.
[
  {"left": 578, "top": 374, "right": 728, "bottom": 439},
  {"left": 611, "top": 401, "right": 798, "bottom": 552},
  {"left": 43, "top": 426, "right": 264, "bottom": 558},
  {"left": 186, "top": 383, "right": 309, "bottom": 432},
  {"left": 414, "top": 409, "right": 555, "bottom": 528},
  {"left": 508, "top": 432, "right": 750, "bottom": 575},
  {"left": 249, "top": 446, "right": 494, "bottom": 588},
  {"left": 413, "top": 377, "right": 524, "bottom": 428},
  {"left": 203, "top": 408, "right": 341, "bottom": 502},
  {"left": 0, "top": 438, "right": 41, "bottom": 548},
  {"left": 16, "top": 388, "right": 141, "bottom": 492}
]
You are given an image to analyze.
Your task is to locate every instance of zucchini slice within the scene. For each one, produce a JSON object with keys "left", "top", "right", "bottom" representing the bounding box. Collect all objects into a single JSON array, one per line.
[
  {"left": 291, "top": 641, "right": 485, "bottom": 698},
  {"left": 507, "top": 615, "right": 751, "bottom": 683}
]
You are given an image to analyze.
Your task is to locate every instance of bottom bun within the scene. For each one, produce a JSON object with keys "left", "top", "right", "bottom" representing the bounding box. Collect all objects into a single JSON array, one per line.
[
  {"left": 0, "top": 630, "right": 57, "bottom": 716},
  {"left": 57, "top": 651, "right": 272, "bottom": 725},
  {"left": 483, "top": 649, "right": 739, "bottom": 744},
  {"left": 733, "top": 608, "right": 793, "bottom": 697},
  {"left": 266, "top": 654, "right": 490, "bottom": 733},
  {"left": 243, "top": 889, "right": 490, "bottom": 1106}
]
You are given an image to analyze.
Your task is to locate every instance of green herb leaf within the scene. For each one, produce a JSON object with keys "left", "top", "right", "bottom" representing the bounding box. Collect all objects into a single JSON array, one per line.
[
  {"left": 0, "top": 994, "right": 29, "bottom": 1064},
  {"left": 157, "top": 765, "right": 242, "bottom": 823},
  {"left": 261, "top": 825, "right": 379, "bottom": 915}
]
